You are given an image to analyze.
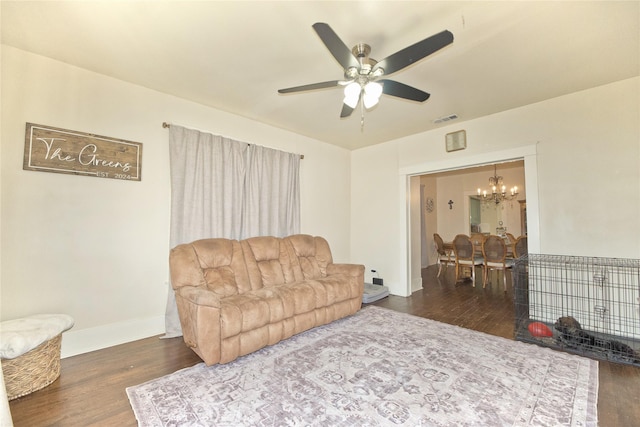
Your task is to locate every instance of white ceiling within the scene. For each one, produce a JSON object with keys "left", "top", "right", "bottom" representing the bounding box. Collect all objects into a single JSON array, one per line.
[{"left": 2, "top": 1, "right": 638, "bottom": 150}]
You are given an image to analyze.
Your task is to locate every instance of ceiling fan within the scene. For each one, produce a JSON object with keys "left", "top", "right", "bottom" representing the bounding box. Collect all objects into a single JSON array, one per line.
[{"left": 278, "top": 22, "right": 454, "bottom": 118}]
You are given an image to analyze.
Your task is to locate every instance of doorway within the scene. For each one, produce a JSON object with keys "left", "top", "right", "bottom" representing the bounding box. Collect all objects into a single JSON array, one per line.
[
  {"left": 400, "top": 145, "right": 540, "bottom": 296},
  {"left": 419, "top": 160, "right": 525, "bottom": 270}
]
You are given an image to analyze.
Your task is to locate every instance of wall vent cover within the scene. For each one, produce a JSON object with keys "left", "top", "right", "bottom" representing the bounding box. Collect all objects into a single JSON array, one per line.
[{"left": 445, "top": 129, "right": 466, "bottom": 152}]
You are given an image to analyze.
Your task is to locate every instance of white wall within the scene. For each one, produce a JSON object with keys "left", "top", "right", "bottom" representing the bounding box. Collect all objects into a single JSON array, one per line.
[
  {"left": 0, "top": 46, "right": 352, "bottom": 357},
  {"left": 352, "top": 77, "right": 640, "bottom": 297},
  {"left": 350, "top": 140, "right": 401, "bottom": 284},
  {"left": 435, "top": 164, "right": 525, "bottom": 241},
  {"left": 420, "top": 174, "right": 438, "bottom": 267}
]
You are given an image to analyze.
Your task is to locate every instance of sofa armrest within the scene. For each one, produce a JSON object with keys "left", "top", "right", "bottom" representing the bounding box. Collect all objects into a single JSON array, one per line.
[
  {"left": 175, "top": 286, "right": 222, "bottom": 309},
  {"left": 174, "top": 285, "right": 223, "bottom": 366},
  {"left": 327, "top": 263, "right": 365, "bottom": 277}
]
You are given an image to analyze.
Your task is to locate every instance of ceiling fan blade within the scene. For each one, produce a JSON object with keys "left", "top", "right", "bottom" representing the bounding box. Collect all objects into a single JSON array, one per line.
[
  {"left": 375, "top": 30, "right": 453, "bottom": 76},
  {"left": 312, "top": 22, "right": 360, "bottom": 70},
  {"left": 379, "top": 79, "right": 430, "bottom": 102},
  {"left": 278, "top": 80, "right": 342, "bottom": 94},
  {"left": 340, "top": 103, "right": 355, "bottom": 118},
  {"left": 340, "top": 91, "right": 361, "bottom": 118}
]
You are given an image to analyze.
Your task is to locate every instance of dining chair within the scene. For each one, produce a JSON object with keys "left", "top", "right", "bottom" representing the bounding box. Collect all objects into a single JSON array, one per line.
[
  {"left": 514, "top": 236, "right": 528, "bottom": 258},
  {"left": 433, "top": 233, "right": 453, "bottom": 277},
  {"left": 453, "top": 234, "right": 484, "bottom": 285},
  {"left": 469, "top": 233, "right": 486, "bottom": 247},
  {"left": 505, "top": 233, "right": 517, "bottom": 257},
  {"left": 482, "top": 235, "right": 515, "bottom": 292},
  {"left": 469, "top": 232, "right": 486, "bottom": 257}
]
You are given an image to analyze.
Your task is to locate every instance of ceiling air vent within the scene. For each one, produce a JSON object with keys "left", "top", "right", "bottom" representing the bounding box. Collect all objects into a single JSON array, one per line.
[{"left": 433, "top": 114, "right": 459, "bottom": 124}]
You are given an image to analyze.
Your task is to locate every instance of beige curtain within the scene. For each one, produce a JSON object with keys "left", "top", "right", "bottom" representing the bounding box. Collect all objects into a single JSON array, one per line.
[
  {"left": 244, "top": 144, "right": 300, "bottom": 238},
  {"left": 164, "top": 125, "right": 300, "bottom": 337}
]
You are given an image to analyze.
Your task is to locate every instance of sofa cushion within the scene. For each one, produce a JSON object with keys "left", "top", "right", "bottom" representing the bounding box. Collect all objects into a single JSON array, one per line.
[
  {"left": 285, "top": 235, "right": 333, "bottom": 279},
  {"left": 190, "top": 239, "right": 251, "bottom": 296},
  {"left": 202, "top": 266, "right": 237, "bottom": 297},
  {"left": 220, "top": 294, "right": 270, "bottom": 338},
  {"left": 249, "top": 287, "right": 291, "bottom": 324},
  {"left": 241, "top": 236, "right": 298, "bottom": 289},
  {"left": 277, "top": 282, "right": 317, "bottom": 315},
  {"left": 312, "top": 275, "right": 354, "bottom": 305}
]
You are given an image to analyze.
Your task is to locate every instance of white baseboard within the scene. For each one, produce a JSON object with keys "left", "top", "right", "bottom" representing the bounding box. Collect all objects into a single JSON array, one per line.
[{"left": 61, "top": 315, "right": 165, "bottom": 358}]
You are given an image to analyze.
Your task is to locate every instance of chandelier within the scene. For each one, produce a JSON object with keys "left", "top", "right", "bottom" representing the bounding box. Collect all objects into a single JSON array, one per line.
[{"left": 477, "top": 165, "right": 519, "bottom": 204}]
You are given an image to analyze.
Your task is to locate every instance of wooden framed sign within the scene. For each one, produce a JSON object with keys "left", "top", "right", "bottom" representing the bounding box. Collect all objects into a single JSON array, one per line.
[{"left": 23, "top": 123, "right": 142, "bottom": 181}]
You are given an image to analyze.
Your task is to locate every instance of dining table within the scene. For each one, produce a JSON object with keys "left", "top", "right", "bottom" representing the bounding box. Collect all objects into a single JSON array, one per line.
[{"left": 443, "top": 236, "right": 515, "bottom": 257}]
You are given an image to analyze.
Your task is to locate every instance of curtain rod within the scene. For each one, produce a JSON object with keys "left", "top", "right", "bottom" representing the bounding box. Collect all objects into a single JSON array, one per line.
[{"left": 162, "top": 122, "right": 304, "bottom": 159}]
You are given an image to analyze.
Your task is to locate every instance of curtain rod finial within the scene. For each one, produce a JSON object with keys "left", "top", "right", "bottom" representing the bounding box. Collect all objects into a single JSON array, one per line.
[{"left": 162, "top": 122, "right": 170, "bottom": 128}]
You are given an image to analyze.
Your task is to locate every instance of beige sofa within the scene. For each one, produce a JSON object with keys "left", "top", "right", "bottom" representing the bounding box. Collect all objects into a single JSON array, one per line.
[{"left": 169, "top": 234, "right": 364, "bottom": 365}]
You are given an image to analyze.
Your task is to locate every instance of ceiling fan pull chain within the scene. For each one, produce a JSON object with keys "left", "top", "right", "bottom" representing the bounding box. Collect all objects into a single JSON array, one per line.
[{"left": 360, "top": 101, "right": 365, "bottom": 132}]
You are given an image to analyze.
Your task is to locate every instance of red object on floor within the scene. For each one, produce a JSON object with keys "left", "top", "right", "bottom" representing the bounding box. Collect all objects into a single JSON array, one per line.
[{"left": 528, "top": 322, "right": 553, "bottom": 337}]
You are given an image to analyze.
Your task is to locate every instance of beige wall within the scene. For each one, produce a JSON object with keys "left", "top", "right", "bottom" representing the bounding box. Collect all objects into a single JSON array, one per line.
[
  {"left": 0, "top": 46, "right": 352, "bottom": 356},
  {"left": 352, "top": 77, "right": 640, "bottom": 296},
  {"left": 434, "top": 163, "right": 525, "bottom": 242}
]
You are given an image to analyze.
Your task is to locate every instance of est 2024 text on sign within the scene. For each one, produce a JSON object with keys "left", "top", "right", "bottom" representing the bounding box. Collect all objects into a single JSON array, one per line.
[{"left": 23, "top": 123, "right": 143, "bottom": 181}]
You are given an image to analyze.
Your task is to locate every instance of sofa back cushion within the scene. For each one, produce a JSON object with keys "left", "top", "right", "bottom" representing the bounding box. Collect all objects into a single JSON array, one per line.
[
  {"left": 285, "top": 235, "right": 333, "bottom": 280},
  {"left": 170, "top": 238, "right": 251, "bottom": 296},
  {"left": 241, "top": 236, "right": 299, "bottom": 289},
  {"left": 171, "top": 235, "right": 337, "bottom": 296}
]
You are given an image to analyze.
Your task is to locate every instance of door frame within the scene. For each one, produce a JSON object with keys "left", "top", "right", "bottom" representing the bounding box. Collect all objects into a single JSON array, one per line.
[{"left": 399, "top": 145, "right": 539, "bottom": 296}]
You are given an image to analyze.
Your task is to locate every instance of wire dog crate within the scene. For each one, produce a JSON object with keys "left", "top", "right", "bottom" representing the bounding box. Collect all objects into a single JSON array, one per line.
[{"left": 514, "top": 254, "right": 640, "bottom": 366}]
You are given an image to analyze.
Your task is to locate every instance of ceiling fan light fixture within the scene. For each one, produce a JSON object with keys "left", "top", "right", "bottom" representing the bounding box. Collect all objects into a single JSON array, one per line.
[
  {"left": 344, "top": 82, "right": 361, "bottom": 98},
  {"left": 363, "top": 82, "right": 383, "bottom": 108},
  {"left": 363, "top": 93, "right": 379, "bottom": 109},
  {"left": 344, "top": 95, "right": 359, "bottom": 109},
  {"left": 372, "top": 67, "right": 385, "bottom": 78},
  {"left": 364, "top": 81, "right": 383, "bottom": 98},
  {"left": 343, "top": 82, "right": 361, "bottom": 108},
  {"left": 344, "top": 67, "right": 359, "bottom": 79}
]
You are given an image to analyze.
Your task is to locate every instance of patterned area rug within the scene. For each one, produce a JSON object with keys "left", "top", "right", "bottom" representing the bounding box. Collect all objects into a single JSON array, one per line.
[{"left": 127, "top": 306, "right": 598, "bottom": 426}]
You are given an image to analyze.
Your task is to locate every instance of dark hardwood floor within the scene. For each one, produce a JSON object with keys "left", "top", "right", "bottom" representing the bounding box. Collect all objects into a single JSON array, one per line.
[{"left": 8, "top": 266, "right": 640, "bottom": 426}]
